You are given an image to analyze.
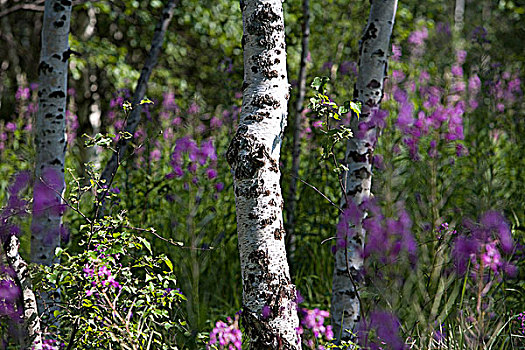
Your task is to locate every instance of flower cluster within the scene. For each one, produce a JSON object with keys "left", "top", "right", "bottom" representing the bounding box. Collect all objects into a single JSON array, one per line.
[
  {"left": 0, "top": 276, "right": 20, "bottom": 320},
  {"left": 358, "top": 310, "right": 404, "bottom": 350},
  {"left": 518, "top": 312, "right": 525, "bottom": 335},
  {"left": 83, "top": 263, "right": 121, "bottom": 295},
  {"left": 362, "top": 200, "right": 417, "bottom": 264},
  {"left": 453, "top": 211, "right": 516, "bottom": 276},
  {"left": 167, "top": 137, "right": 221, "bottom": 190},
  {"left": 297, "top": 307, "right": 334, "bottom": 349},
  {"left": 41, "top": 337, "right": 64, "bottom": 350},
  {"left": 207, "top": 314, "right": 242, "bottom": 350}
]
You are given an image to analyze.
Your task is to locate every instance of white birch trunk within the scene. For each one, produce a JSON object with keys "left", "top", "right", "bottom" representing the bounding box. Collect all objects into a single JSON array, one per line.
[
  {"left": 4, "top": 235, "right": 43, "bottom": 350},
  {"left": 331, "top": 0, "right": 398, "bottom": 342},
  {"left": 454, "top": 0, "right": 465, "bottom": 33},
  {"left": 226, "top": 0, "right": 301, "bottom": 348},
  {"left": 31, "top": 0, "right": 72, "bottom": 319}
]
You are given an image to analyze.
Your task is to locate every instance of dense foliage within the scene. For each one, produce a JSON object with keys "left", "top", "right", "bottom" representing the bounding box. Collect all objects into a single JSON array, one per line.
[{"left": 0, "top": 0, "right": 524, "bottom": 349}]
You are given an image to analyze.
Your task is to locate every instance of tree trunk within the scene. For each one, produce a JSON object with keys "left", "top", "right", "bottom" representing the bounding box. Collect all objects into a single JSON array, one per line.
[
  {"left": 99, "top": 0, "right": 177, "bottom": 192},
  {"left": 31, "top": 0, "right": 72, "bottom": 321},
  {"left": 4, "top": 235, "right": 43, "bottom": 350},
  {"left": 226, "top": 0, "right": 301, "bottom": 348},
  {"left": 330, "top": 0, "right": 398, "bottom": 342},
  {"left": 286, "top": 0, "right": 310, "bottom": 264}
]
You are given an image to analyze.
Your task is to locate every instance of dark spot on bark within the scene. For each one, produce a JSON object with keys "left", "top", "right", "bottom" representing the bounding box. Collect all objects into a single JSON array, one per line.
[
  {"left": 52, "top": 54, "right": 61, "bottom": 60},
  {"left": 50, "top": 158, "right": 61, "bottom": 166},
  {"left": 241, "top": 82, "right": 249, "bottom": 91},
  {"left": 53, "top": 2, "right": 65, "bottom": 12},
  {"left": 244, "top": 114, "right": 265, "bottom": 122},
  {"left": 38, "top": 61, "right": 53, "bottom": 75},
  {"left": 49, "top": 90, "right": 66, "bottom": 98},
  {"left": 55, "top": 114, "right": 64, "bottom": 120},
  {"left": 269, "top": 199, "right": 276, "bottom": 206},
  {"left": 259, "top": 215, "right": 276, "bottom": 228},
  {"left": 347, "top": 184, "right": 363, "bottom": 196},
  {"left": 53, "top": 21, "right": 65, "bottom": 28},
  {"left": 343, "top": 289, "right": 356, "bottom": 298},
  {"left": 248, "top": 212, "right": 258, "bottom": 220},
  {"left": 354, "top": 167, "right": 371, "bottom": 180},
  {"left": 241, "top": 35, "right": 246, "bottom": 48},
  {"left": 372, "top": 49, "right": 385, "bottom": 57},
  {"left": 38, "top": 91, "right": 43, "bottom": 97},
  {"left": 61, "top": 0, "right": 72, "bottom": 6},
  {"left": 62, "top": 48, "right": 81, "bottom": 62},
  {"left": 276, "top": 50, "right": 281, "bottom": 55},
  {"left": 267, "top": 70, "right": 278, "bottom": 79},
  {"left": 251, "top": 66, "right": 258, "bottom": 73},
  {"left": 45, "top": 113, "right": 54, "bottom": 119},
  {"left": 348, "top": 150, "right": 368, "bottom": 163},
  {"left": 273, "top": 228, "right": 283, "bottom": 240},
  {"left": 362, "top": 22, "right": 378, "bottom": 42},
  {"left": 240, "top": 0, "right": 246, "bottom": 11},
  {"left": 274, "top": 58, "right": 280, "bottom": 64},
  {"left": 251, "top": 94, "right": 279, "bottom": 109},
  {"left": 246, "top": 3, "right": 281, "bottom": 51},
  {"left": 268, "top": 159, "right": 278, "bottom": 173},
  {"left": 227, "top": 132, "right": 269, "bottom": 180},
  {"left": 367, "top": 79, "right": 380, "bottom": 89}
]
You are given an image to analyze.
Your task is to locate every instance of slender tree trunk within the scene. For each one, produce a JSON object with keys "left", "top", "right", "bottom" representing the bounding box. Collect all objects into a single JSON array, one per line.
[
  {"left": 99, "top": 0, "right": 177, "bottom": 189},
  {"left": 330, "top": 0, "right": 398, "bottom": 342},
  {"left": 31, "top": 0, "right": 72, "bottom": 321},
  {"left": 4, "top": 236, "right": 43, "bottom": 350},
  {"left": 226, "top": 0, "right": 301, "bottom": 348},
  {"left": 454, "top": 0, "right": 465, "bottom": 33},
  {"left": 286, "top": 0, "right": 310, "bottom": 261}
]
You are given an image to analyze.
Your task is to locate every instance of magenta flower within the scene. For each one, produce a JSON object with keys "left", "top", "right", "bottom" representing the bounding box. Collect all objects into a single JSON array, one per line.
[{"left": 5, "top": 122, "right": 16, "bottom": 132}]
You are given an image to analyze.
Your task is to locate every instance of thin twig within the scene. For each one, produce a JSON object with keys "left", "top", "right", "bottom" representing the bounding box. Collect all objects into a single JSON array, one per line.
[{"left": 288, "top": 173, "right": 343, "bottom": 213}]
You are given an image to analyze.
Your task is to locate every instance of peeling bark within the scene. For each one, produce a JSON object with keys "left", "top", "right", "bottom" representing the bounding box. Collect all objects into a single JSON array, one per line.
[
  {"left": 100, "top": 0, "right": 177, "bottom": 189},
  {"left": 285, "top": 0, "right": 310, "bottom": 263},
  {"left": 330, "top": 0, "right": 398, "bottom": 342},
  {"left": 4, "top": 236, "right": 43, "bottom": 350},
  {"left": 31, "top": 0, "right": 72, "bottom": 321},
  {"left": 227, "top": 1, "right": 301, "bottom": 348}
]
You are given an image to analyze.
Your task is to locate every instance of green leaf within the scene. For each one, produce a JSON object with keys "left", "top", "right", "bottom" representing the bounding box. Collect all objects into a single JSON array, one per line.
[
  {"left": 137, "top": 236, "right": 152, "bottom": 254},
  {"left": 140, "top": 98, "right": 154, "bottom": 105},
  {"left": 350, "top": 101, "right": 362, "bottom": 119},
  {"left": 311, "top": 76, "right": 329, "bottom": 92},
  {"left": 162, "top": 256, "right": 174, "bottom": 272}
]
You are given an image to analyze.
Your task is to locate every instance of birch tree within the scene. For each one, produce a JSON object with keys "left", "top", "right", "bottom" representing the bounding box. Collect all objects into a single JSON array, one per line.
[
  {"left": 31, "top": 0, "right": 72, "bottom": 318},
  {"left": 330, "top": 0, "right": 398, "bottom": 342},
  {"left": 226, "top": 0, "right": 301, "bottom": 347}
]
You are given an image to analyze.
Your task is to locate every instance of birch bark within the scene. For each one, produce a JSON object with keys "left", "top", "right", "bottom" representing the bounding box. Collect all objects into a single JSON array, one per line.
[
  {"left": 5, "top": 235, "right": 43, "bottom": 349},
  {"left": 330, "top": 0, "right": 398, "bottom": 342},
  {"left": 226, "top": 0, "right": 301, "bottom": 348},
  {"left": 31, "top": 0, "right": 72, "bottom": 318}
]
